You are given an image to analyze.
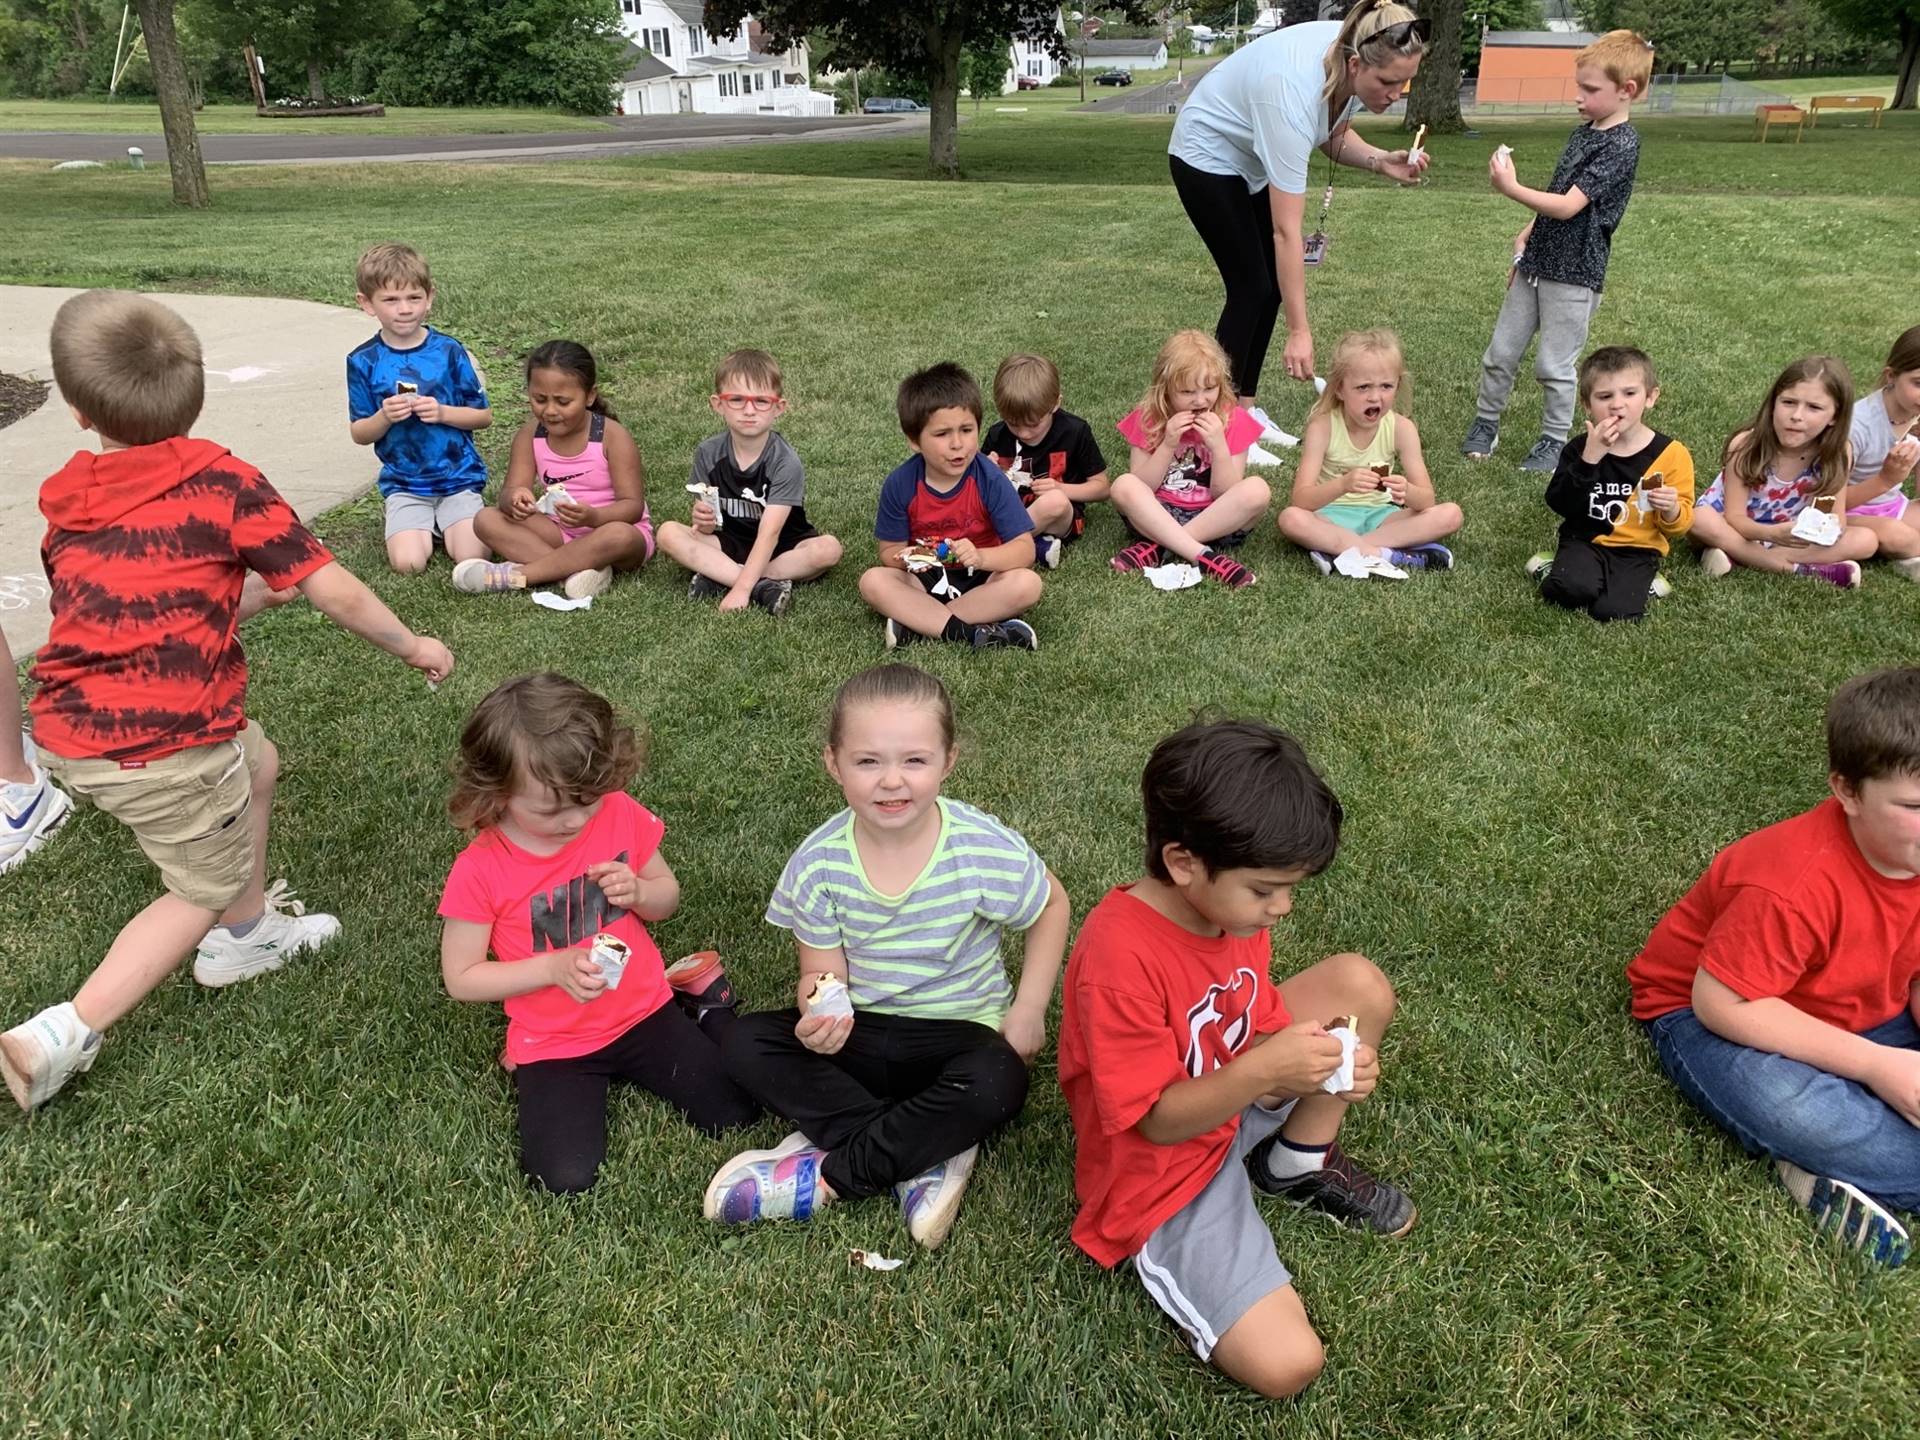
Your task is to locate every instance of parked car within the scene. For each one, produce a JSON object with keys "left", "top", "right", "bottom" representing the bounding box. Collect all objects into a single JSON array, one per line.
[
  {"left": 862, "top": 96, "right": 927, "bottom": 113},
  {"left": 1015, "top": 75, "right": 1042, "bottom": 90},
  {"left": 1094, "top": 69, "right": 1133, "bottom": 87}
]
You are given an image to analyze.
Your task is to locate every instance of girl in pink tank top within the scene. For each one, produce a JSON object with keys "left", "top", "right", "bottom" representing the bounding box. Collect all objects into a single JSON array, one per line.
[{"left": 454, "top": 340, "right": 654, "bottom": 600}]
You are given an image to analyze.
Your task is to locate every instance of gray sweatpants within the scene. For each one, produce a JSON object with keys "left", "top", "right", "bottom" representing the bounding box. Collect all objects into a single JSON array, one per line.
[{"left": 1474, "top": 274, "right": 1601, "bottom": 443}]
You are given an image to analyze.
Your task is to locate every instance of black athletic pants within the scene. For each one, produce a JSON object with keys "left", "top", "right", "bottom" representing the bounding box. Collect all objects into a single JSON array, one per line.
[
  {"left": 516, "top": 999, "right": 759, "bottom": 1195},
  {"left": 1540, "top": 536, "right": 1659, "bottom": 623},
  {"left": 721, "top": 1008, "right": 1029, "bottom": 1199},
  {"left": 1171, "top": 153, "right": 1282, "bottom": 400}
]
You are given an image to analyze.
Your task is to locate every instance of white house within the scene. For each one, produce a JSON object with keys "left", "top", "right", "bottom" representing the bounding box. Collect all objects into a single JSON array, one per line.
[
  {"left": 1079, "top": 37, "right": 1168, "bottom": 72},
  {"left": 1004, "top": 11, "right": 1066, "bottom": 92},
  {"left": 614, "top": 1, "right": 833, "bottom": 117}
]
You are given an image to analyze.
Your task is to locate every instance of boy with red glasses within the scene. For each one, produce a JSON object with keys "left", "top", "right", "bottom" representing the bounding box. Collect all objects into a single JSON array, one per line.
[{"left": 657, "top": 349, "right": 844, "bottom": 616}]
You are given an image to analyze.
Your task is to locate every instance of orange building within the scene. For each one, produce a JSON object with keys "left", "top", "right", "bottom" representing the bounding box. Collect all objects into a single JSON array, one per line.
[{"left": 1475, "top": 30, "right": 1597, "bottom": 107}]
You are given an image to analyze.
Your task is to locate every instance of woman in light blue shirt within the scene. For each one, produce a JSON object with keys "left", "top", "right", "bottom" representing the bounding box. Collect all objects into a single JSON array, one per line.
[{"left": 1170, "top": 1, "right": 1431, "bottom": 439}]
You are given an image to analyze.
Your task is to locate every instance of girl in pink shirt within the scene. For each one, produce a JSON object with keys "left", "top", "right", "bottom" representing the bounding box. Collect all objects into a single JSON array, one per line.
[
  {"left": 1109, "top": 329, "right": 1273, "bottom": 589},
  {"left": 437, "top": 673, "right": 756, "bottom": 1193},
  {"left": 457, "top": 340, "right": 654, "bottom": 602}
]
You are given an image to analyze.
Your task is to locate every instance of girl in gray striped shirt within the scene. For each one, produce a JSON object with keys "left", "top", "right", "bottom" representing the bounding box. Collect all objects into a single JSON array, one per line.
[{"left": 703, "top": 664, "right": 1069, "bottom": 1249}]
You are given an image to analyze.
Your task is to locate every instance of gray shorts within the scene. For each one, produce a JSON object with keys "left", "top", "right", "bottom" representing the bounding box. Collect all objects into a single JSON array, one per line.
[
  {"left": 384, "top": 489, "right": 484, "bottom": 540},
  {"left": 1131, "top": 1100, "right": 1295, "bottom": 1361}
]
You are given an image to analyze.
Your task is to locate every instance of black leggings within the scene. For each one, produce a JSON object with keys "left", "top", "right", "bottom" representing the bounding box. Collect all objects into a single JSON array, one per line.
[
  {"left": 721, "top": 1008, "right": 1030, "bottom": 1200},
  {"left": 1171, "top": 153, "right": 1282, "bottom": 399},
  {"left": 1540, "top": 536, "right": 1659, "bottom": 623},
  {"left": 515, "top": 999, "right": 759, "bottom": 1195}
]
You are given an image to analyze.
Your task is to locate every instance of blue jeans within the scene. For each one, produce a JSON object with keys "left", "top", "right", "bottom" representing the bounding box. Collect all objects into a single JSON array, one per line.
[{"left": 1645, "top": 1007, "right": 1920, "bottom": 1211}]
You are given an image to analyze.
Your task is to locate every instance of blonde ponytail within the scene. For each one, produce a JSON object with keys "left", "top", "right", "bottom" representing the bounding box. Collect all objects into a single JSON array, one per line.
[{"left": 1322, "top": 0, "right": 1427, "bottom": 106}]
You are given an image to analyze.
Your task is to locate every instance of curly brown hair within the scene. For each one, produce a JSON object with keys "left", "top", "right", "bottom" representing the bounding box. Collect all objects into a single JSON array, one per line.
[{"left": 448, "top": 673, "right": 644, "bottom": 833}]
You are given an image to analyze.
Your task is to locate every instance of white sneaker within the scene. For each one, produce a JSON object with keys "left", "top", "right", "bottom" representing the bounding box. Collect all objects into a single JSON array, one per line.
[
  {"left": 1523, "top": 550, "right": 1552, "bottom": 578},
  {"left": 1699, "top": 547, "right": 1733, "bottom": 579},
  {"left": 563, "top": 566, "right": 613, "bottom": 600},
  {"left": 192, "top": 880, "right": 341, "bottom": 987},
  {"left": 0, "top": 761, "right": 72, "bottom": 875},
  {"left": 1776, "top": 1159, "right": 1910, "bottom": 1268},
  {"left": 1245, "top": 442, "right": 1288, "bottom": 469},
  {"left": 1243, "top": 405, "right": 1300, "bottom": 449},
  {"left": 1895, "top": 556, "right": 1920, "bottom": 584},
  {"left": 1649, "top": 574, "right": 1672, "bottom": 599},
  {"left": 0, "top": 1002, "right": 101, "bottom": 1111},
  {"left": 895, "top": 1144, "right": 979, "bottom": 1250}
]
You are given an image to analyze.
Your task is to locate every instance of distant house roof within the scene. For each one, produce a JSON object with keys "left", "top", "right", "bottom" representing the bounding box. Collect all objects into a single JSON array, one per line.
[
  {"left": 661, "top": 0, "right": 705, "bottom": 25},
  {"left": 687, "top": 51, "right": 783, "bottom": 69},
  {"left": 1082, "top": 38, "right": 1166, "bottom": 57},
  {"left": 1482, "top": 30, "right": 1598, "bottom": 47},
  {"left": 621, "top": 44, "right": 675, "bottom": 83}
]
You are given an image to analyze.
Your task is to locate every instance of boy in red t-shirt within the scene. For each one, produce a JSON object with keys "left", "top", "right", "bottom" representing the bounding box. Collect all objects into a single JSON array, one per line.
[
  {"left": 1059, "top": 718, "right": 1414, "bottom": 1399},
  {"left": 861, "top": 362, "right": 1042, "bottom": 652},
  {"left": 1628, "top": 667, "right": 1920, "bottom": 1268},
  {"left": 0, "top": 291, "right": 453, "bottom": 1113}
]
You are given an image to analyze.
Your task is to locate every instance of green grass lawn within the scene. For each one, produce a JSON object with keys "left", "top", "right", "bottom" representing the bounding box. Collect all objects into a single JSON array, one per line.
[
  {"left": 0, "top": 98, "right": 612, "bottom": 135},
  {"left": 3, "top": 104, "right": 1919, "bottom": 1438}
]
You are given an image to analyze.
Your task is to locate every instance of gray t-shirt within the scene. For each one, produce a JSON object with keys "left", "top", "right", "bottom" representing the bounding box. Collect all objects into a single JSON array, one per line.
[
  {"left": 1169, "top": 22, "right": 1359, "bottom": 195},
  {"left": 1850, "top": 388, "right": 1905, "bottom": 486},
  {"left": 690, "top": 430, "right": 807, "bottom": 538}
]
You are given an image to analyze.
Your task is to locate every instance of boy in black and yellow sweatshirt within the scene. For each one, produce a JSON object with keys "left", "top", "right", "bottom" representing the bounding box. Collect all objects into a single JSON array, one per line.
[{"left": 1527, "top": 345, "right": 1693, "bottom": 622}]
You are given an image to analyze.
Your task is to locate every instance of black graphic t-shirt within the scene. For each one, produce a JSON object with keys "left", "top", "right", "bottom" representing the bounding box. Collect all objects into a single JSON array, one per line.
[{"left": 1518, "top": 121, "right": 1640, "bottom": 292}]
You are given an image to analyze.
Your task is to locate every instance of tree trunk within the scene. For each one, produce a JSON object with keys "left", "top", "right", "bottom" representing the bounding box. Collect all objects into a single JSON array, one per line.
[
  {"left": 923, "top": 19, "right": 964, "bottom": 179},
  {"left": 132, "top": 0, "right": 210, "bottom": 209},
  {"left": 307, "top": 56, "right": 326, "bottom": 102},
  {"left": 1896, "top": 17, "right": 1918, "bottom": 111},
  {"left": 1405, "top": 0, "right": 1465, "bottom": 132}
]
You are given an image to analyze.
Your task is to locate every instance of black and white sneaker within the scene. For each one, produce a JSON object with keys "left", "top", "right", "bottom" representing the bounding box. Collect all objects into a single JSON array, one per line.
[
  {"left": 972, "top": 619, "right": 1038, "bottom": 652},
  {"left": 688, "top": 574, "right": 728, "bottom": 602},
  {"left": 1460, "top": 417, "right": 1500, "bottom": 460},
  {"left": 1519, "top": 435, "right": 1563, "bottom": 473},
  {"left": 1246, "top": 1137, "right": 1416, "bottom": 1237},
  {"left": 884, "top": 618, "right": 920, "bottom": 650},
  {"left": 1033, "top": 534, "right": 1063, "bottom": 570},
  {"left": 749, "top": 578, "right": 793, "bottom": 616}
]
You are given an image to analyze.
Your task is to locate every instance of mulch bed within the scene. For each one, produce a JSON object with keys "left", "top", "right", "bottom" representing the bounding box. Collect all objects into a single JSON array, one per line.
[{"left": 0, "top": 371, "right": 49, "bottom": 432}]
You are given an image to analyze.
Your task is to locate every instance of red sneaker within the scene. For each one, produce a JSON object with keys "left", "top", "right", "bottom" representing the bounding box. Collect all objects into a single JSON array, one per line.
[
  {"left": 1111, "top": 540, "right": 1162, "bottom": 573},
  {"left": 1195, "top": 548, "right": 1257, "bottom": 589}
]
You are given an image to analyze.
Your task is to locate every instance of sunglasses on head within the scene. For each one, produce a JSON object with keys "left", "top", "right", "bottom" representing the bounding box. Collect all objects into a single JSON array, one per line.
[{"left": 1351, "top": 16, "right": 1431, "bottom": 54}]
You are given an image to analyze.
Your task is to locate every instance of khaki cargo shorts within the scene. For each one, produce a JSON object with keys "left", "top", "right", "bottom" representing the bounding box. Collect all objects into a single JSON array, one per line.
[{"left": 42, "top": 723, "right": 268, "bottom": 911}]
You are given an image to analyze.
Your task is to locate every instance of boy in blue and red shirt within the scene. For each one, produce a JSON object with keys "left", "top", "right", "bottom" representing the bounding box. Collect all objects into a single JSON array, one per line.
[{"left": 860, "top": 362, "right": 1043, "bottom": 652}]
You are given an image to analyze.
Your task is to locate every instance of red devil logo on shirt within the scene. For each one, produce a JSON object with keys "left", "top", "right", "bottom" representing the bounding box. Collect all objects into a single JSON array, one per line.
[{"left": 1183, "top": 967, "right": 1261, "bottom": 1077}]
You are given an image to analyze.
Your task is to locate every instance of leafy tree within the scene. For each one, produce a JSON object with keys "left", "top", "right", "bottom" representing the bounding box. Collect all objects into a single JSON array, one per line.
[
  {"left": 354, "top": 0, "right": 624, "bottom": 112},
  {"left": 1814, "top": 0, "right": 1918, "bottom": 106},
  {"left": 961, "top": 32, "right": 1009, "bottom": 109},
  {"left": 184, "top": 0, "right": 411, "bottom": 101},
  {"left": 0, "top": 0, "right": 123, "bottom": 96},
  {"left": 133, "top": 0, "right": 208, "bottom": 205},
  {"left": 1461, "top": 0, "right": 1544, "bottom": 70},
  {"left": 709, "top": 0, "right": 1154, "bottom": 178},
  {"left": 1406, "top": 0, "right": 1465, "bottom": 131}
]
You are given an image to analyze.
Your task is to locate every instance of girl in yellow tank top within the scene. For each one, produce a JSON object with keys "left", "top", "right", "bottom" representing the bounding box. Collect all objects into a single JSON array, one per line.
[{"left": 1276, "top": 329, "right": 1466, "bottom": 577}]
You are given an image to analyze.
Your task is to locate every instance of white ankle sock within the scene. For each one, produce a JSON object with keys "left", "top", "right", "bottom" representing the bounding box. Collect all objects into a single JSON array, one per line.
[{"left": 1265, "top": 1133, "right": 1329, "bottom": 1181}]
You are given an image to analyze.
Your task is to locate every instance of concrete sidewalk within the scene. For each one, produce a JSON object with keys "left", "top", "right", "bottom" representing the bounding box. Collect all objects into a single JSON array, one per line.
[{"left": 1, "top": 286, "right": 378, "bottom": 657}]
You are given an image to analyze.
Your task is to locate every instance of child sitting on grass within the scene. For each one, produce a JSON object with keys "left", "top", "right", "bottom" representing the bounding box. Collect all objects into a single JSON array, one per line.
[
  {"left": 1109, "top": 329, "right": 1271, "bottom": 590},
  {"left": 1690, "top": 355, "right": 1875, "bottom": 591},
  {"left": 858, "top": 363, "right": 1044, "bottom": 652},
  {"left": 1276, "top": 328, "right": 1461, "bottom": 577},
  {"left": 1628, "top": 667, "right": 1920, "bottom": 1269},
  {"left": 981, "top": 352, "right": 1111, "bottom": 570},
  {"left": 1525, "top": 345, "right": 1694, "bottom": 622},
  {"left": 1059, "top": 717, "right": 1412, "bottom": 1398},
  {"left": 1844, "top": 324, "right": 1920, "bottom": 579},
  {"left": 438, "top": 673, "right": 757, "bottom": 1194},
  {"left": 656, "top": 347, "right": 843, "bottom": 616},
  {"left": 3, "top": 290, "right": 454, "bottom": 1112},
  {"left": 705, "top": 664, "right": 1068, "bottom": 1249},
  {"left": 457, "top": 341, "right": 652, "bottom": 601},
  {"left": 346, "top": 242, "right": 493, "bottom": 574}
]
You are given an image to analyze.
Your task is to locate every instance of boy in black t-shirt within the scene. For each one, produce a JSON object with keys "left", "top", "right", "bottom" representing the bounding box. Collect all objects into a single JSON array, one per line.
[
  {"left": 657, "top": 348, "right": 845, "bottom": 616},
  {"left": 982, "top": 353, "right": 1110, "bottom": 570},
  {"left": 1461, "top": 29, "right": 1650, "bottom": 475}
]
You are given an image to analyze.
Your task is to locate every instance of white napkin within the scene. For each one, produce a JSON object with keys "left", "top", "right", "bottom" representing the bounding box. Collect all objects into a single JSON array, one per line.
[
  {"left": 1321, "top": 1024, "right": 1359, "bottom": 1095},
  {"left": 1333, "top": 547, "right": 1408, "bottom": 581},
  {"left": 531, "top": 591, "right": 592, "bottom": 612},
  {"left": 1142, "top": 563, "right": 1203, "bottom": 590},
  {"left": 1790, "top": 507, "right": 1843, "bottom": 545}
]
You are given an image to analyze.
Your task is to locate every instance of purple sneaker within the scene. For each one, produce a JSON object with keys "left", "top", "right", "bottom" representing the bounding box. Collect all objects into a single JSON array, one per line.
[
  {"left": 702, "top": 1132, "right": 832, "bottom": 1224},
  {"left": 1386, "top": 545, "right": 1453, "bottom": 572},
  {"left": 1792, "top": 560, "right": 1862, "bottom": 590}
]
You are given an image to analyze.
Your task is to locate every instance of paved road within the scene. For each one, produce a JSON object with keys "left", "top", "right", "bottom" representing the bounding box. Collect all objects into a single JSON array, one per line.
[
  {"left": 1076, "top": 61, "right": 1221, "bottom": 115},
  {"left": 0, "top": 112, "right": 917, "bottom": 166}
]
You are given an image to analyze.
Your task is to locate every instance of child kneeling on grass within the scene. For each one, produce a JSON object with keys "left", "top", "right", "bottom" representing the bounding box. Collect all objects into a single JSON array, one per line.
[
  {"left": 3, "top": 291, "right": 454, "bottom": 1112},
  {"left": 657, "top": 347, "right": 843, "bottom": 616},
  {"left": 1525, "top": 345, "right": 1693, "bottom": 622},
  {"left": 438, "top": 674, "right": 758, "bottom": 1194},
  {"left": 704, "top": 664, "right": 1068, "bottom": 1249},
  {"left": 457, "top": 341, "right": 652, "bottom": 601},
  {"left": 1109, "top": 329, "right": 1271, "bottom": 590},
  {"left": 1628, "top": 667, "right": 1920, "bottom": 1269},
  {"left": 859, "top": 363, "right": 1044, "bottom": 652},
  {"left": 1059, "top": 717, "right": 1413, "bottom": 1398},
  {"left": 1276, "top": 328, "right": 1462, "bottom": 577}
]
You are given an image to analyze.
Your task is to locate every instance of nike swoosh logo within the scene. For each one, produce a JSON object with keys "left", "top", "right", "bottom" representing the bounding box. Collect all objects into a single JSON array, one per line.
[{"left": 4, "top": 790, "right": 44, "bottom": 830}]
